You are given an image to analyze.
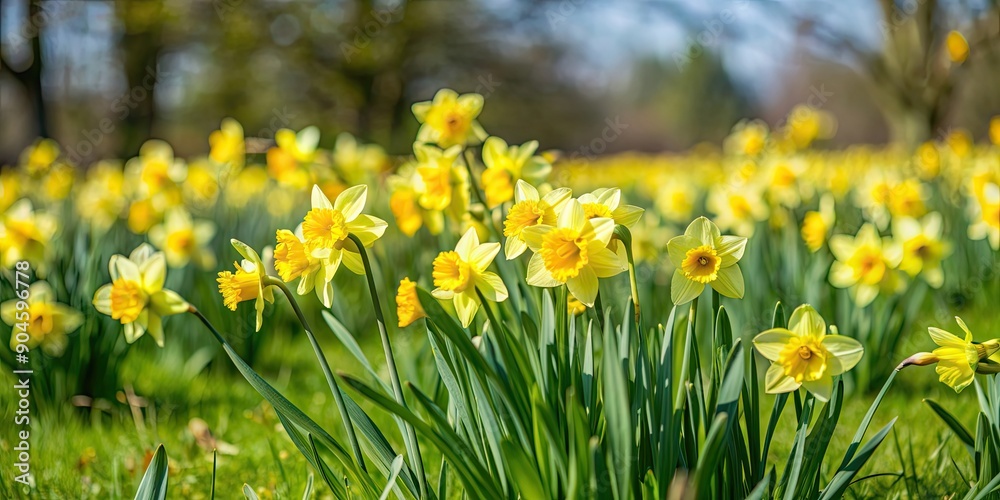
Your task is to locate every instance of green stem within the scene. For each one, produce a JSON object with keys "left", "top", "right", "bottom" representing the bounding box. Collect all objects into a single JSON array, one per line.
[
  {"left": 264, "top": 278, "right": 367, "bottom": 473},
  {"left": 593, "top": 290, "right": 607, "bottom": 332},
  {"left": 348, "top": 233, "right": 428, "bottom": 498},
  {"left": 613, "top": 225, "right": 641, "bottom": 327}
]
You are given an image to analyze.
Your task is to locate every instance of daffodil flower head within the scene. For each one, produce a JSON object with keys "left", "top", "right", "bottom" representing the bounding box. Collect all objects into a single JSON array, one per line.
[
  {"left": 892, "top": 212, "right": 951, "bottom": 288},
  {"left": 577, "top": 188, "right": 644, "bottom": 228},
  {"left": 481, "top": 137, "right": 551, "bottom": 208},
  {"left": 926, "top": 317, "right": 999, "bottom": 393},
  {"left": 93, "top": 243, "right": 189, "bottom": 346},
  {"left": 753, "top": 304, "right": 863, "bottom": 402},
  {"left": 2, "top": 281, "right": 83, "bottom": 357},
  {"left": 299, "top": 184, "right": 387, "bottom": 306},
  {"left": 396, "top": 277, "right": 427, "bottom": 327},
  {"left": 148, "top": 208, "right": 217, "bottom": 269},
  {"left": 521, "top": 199, "right": 625, "bottom": 307},
  {"left": 667, "top": 216, "right": 747, "bottom": 305},
  {"left": 217, "top": 239, "right": 274, "bottom": 332},
  {"left": 208, "top": 117, "right": 245, "bottom": 169},
  {"left": 829, "top": 223, "right": 904, "bottom": 307},
  {"left": 503, "top": 180, "right": 571, "bottom": 259},
  {"left": 968, "top": 182, "right": 999, "bottom": 250},
  {"left": 414, "top": 143, "right": 465, "bottom": 212},
  {"left": 801, "top": 194, "right": 835, "bottom": 253},
  {"left": 412, "top": 89, "right": 488, "bottom": 148},
  {"left": 431, "top": 228, "right": 507, "bottom": 328},
  {"left": 1, "top": 198, "right": 58, "bottom": 269}
]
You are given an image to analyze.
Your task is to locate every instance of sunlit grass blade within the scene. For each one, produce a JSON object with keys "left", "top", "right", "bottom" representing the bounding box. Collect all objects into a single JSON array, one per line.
[
  {"left": 819, "top": 418, "right": 898, "bottom": 500},
  {"left": 924, "top": 398, "right": 975, "bottom": 449},
  {"left": 134, "top": 444, "right": 168, "bottom": 500}
]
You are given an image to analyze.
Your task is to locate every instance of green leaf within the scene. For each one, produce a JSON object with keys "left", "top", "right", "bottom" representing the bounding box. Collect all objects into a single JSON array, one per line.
[
  {"left": 819, "top": 418, "right": 897, "bottom": 500},
  {"left": 839, "top": 369, "right": 897, "bottom": 469},
  {"left": 501, "top": 439, "right": 547, "bottom": 499},
  {"left": 378, "top": 455, "right": 404, "bottom": 500},
  {"left": 134, "top": 444, "right": 168, "bottom": 500},
  {"left": 242, "top": 484, "right": 259, "bottom": 500},
  {"left": 603, "top": 317, "right": 633, "bottom": 500},
  {"left": 924, "top": 399, "right": 975, "bottom": 448},
  {"left": 301, "top": 473, "right": 314, "bottom": 500},
  {"left": 691, "top": 413, "right": 729, "bottom": 498}
]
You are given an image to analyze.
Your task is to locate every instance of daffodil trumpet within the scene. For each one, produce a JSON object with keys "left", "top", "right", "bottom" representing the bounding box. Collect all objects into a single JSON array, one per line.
[
  {"left": 264, "top": 276, "right": 367, "bottom": 472},
  {"left": 347, "top": 232, "right": 428, "bottom": 497}
]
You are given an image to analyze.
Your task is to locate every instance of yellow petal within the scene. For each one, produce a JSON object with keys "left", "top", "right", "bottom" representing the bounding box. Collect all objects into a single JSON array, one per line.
[
  {"left": 711, "top": 265, "right": 744, "bottom": 299},
  {"left": 670, "top": 269, "right": 704, "bottom": 305},
  {"left": 788, "top": 304, "right": 825, "bottom": 337},
  {"left": 475, "top": 272, "right": 508, "bottom": 302},
  {"left": 765, "top": 363, "right": 801, "bottom": 394},
  {"left": 334, "top": 185, "right": 368, "bottom": 222},
  {"left": 566, "top": 266, "right": 599, "bottom": 307},
  {"left": 454, "top": 292, "right": 480, "bottom": 328},
  {"left": 753, "top": 329, "right": 795, "bottom": 361},
  {"left": 822, "top": 335, "right": 864, "bottom": 374}
]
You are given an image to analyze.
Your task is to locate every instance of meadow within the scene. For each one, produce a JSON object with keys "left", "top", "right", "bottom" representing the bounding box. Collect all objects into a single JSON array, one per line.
[{"left": 1, "top": 90, "right": 999, "bottom": 499}]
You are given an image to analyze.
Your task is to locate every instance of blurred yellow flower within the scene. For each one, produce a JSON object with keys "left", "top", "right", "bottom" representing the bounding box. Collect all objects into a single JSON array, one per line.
[
  {"left": 945, "top": 30, "right": 969, "bottom": 63},
  {"left": 77, "top": 162, "right": 126, "bottom": 231},
  {"left": 412, "top": 89, "right": 487, "bottom": 148},
  {"left": 753, "top": 304, "right": 863, "bottom": 402},
  {"left": 829, "top": 223, "right": 903, "bottom": 307},
  {"left": 217, "top": 239, "right": 274, "bottom": 332},
  {"left": 209, "top": 118, "right": 245, "bottom": 169},
  {"left": 334, "top": 133, "right": 388, "bottom": 184},
  {"left": 267, "top": 126, "right": 319, "bottom": 188},
  {"left": 2, "top": 281, "right": 82, "bottom": 357},
  {"left": 968, "top": 182, "right": 1000, "bottom": 250},
  {"left": 707, "top": 183, "right": 769, "bottom": 237},
  {"left": 415, "top": 143, "right": 465, "bottom": 212},
  {"left": 725, "top": 120, "right": 768, "bottom": 157},
  {"left": 396, "top": 277, "right": 427, "bottom": 327},
  {"left": 522, "top": 199, "right": 624, "bottom": 307},
  {"left": 893, "top": 212, "right": 951, "bottom": 288},
  {"left": 1, "top": 199, "right": 57, "bottom": 269},
  {"left": 148, "top": 208, "right": 217, "bottom": 269},
  {"left": 801, "top": 194, "right": 835, "bottom": 252},
  {"left": 654, "top": 179, "right": 696, "bottom": 223},
  {"left": 431, "top": 228, "right": 507, "bottom": 327},
  {"left": 503, "top": 180, "right": 571, "bottom": 259},
  {"left": 20, "top": 138, "right": 60, "bottom": 175},
  {"left": 991, "top": 116, "right": 1000, "bottom": 146},
  {"left": 667, "top": 216, "right": 747, "bottom": 305},
  {"left": 93, "top": 244, "right": 188, "bottom": 346},
  {"left": 481, "top": 137, "right": 551, "bottom": 208}
]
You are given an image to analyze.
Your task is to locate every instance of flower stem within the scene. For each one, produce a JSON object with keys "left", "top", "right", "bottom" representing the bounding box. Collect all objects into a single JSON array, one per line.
[
  {"left": 348, "top": 233, "right": 428, "bottom": 498},
  {"left": 613, "top": 225, "right": 642, "bottom": 327},
  {"left": 264, "top": 277, "right": 367, "bottom": 473}
]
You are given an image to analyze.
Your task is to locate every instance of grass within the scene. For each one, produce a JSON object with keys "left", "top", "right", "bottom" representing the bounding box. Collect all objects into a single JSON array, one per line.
[{"left": 0, "top": 304, "right": 989, "bottom": 499}]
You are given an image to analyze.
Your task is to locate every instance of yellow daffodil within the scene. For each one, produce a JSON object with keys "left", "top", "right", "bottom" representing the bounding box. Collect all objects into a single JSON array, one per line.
[
  {"left": 148, "top": 208, "right": 217, "bottom": 269},
  {"left": 1, "top": 169, "right": 21, "bottom": 211},
  {"left": 396, "top": 277, "right": 427, "bottom": 327},
  {"left": 334, "top": 133, "right": 388, "bottom": 184},
  {"left": 20, "top": 138, "right": 60, "bottom": 175},
  {"left": 503, "top": 180, "right": 571, "bottom": 259},
  {"left": 208, "top": 118, "right": 245, "bottom": 169},
  {"left": 753, "top": 304, "right": 863, "bottom": 402},
  {"left": 225, "top": 166, "right": 270, "bottom": 209},
  {"left": 801, "top": 194, "right": 835, "bottom": 252},
  {"left": 299, "top": 184, "right": 387, "bottom": 307},
  {"left": 480, "top": 137, "right": 552, "bottom": 208},
  {"left": 126, "top": 140, "right": 186, "bottom": 199},
  {"left": 1, "top": 199, "right": 57, "bottom": 269},
  {"left": 968, "top": 182, "right": 999, "bottom": 250},
  {"left": 829, "top": 223, "right": 903, "bottom": 307},
  {"left": 724, "top": 120, "right": 769, "bottom": 157},
  {"left": 274, "top": 226, "right": 336, "bottom": 307},
  {"left": 76, "top": 161, "right": 126, "bottom": 232},
  {"left": 39, "top": 164, "right": 75, "bottom": 202},
  {"left": 414, "top": 143, "right": 466, "bottom": 212},
  {"left": 431, "top": 228, "right": 507, "bottom": 327},
  {"left": 217, "top": 239, "right": 274, "bottom": 332},
  {"left": 654, "top": 178, "right": 696, "bottom": 223},
  {"left": 898, "top": 317, "right": 1000, "bottom": 393},
  {"left": 2, "top": 281, "right": 82, "bottom": 357},
  {"left": 945, "top": 30, "right": 969, "bottom": 64},
  {"left": 706, "top": 183, "right": 769, "bottom": 237},
  {"left": 577, "top": 188, "right": 644, "bottom": 228},
  {"left": 412, "top": 89, "right": 487, "bottom": 148},
  {"left": 521, "top": 199, "right": 625, "bottom": 307},
  {"left": 267, "top": 126, "right": 319, "bottom": 188},
  {"left": 183, "top": 159, "right": 222, "bottom": 209},
  {"left": 666, "top": 216, "right": 747, "bottom": 305},
  {"left": 893, "top": 212, "right": 951, "bottom": 288},
  {"left": 93, "top": 243, "right": 189, "bottom": 346},
  {"left": 763, "top": 157, "right": 808, "bottom": 208}
]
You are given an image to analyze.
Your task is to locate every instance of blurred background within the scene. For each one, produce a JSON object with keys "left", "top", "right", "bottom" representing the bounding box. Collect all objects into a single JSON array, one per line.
[{"left": 1, "top": 0, "right": 999, "bottom": 165}]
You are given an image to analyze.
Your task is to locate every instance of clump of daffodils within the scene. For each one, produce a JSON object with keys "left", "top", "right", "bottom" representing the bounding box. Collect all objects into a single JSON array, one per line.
[
  {"left": 273, "top": 185, "right": 387, "bottom": 307},
  {"left": 521, "top": 199, "right": 625, "bottom": 307},
  {"left": 503, "top": 180, "right": 571, "bottom": 259},
  {"left": 666, "top": 216, "right": 747, "bottom": 305},
  {"left": 93, "top": 244, "right": 189, "bottom": 346},
  {"left": 753, "top": 304, "right": 864, "bottom": 402},
  {"left": 898, "top": 317, "right": 1000, "bottom": 393},
  {"left": 431, "top": 228, "right": 507, "bottom": 328}
]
